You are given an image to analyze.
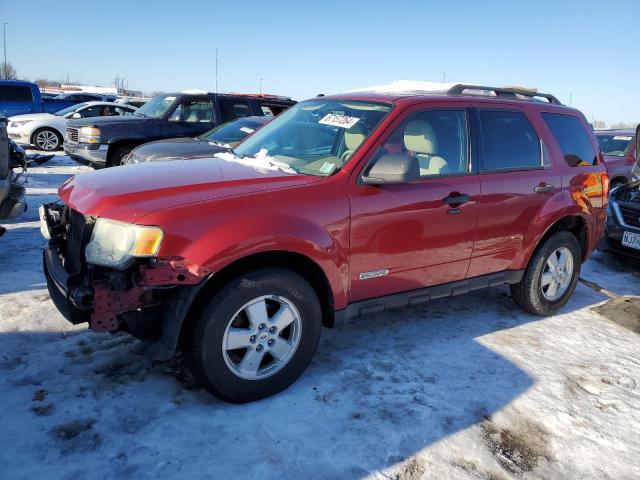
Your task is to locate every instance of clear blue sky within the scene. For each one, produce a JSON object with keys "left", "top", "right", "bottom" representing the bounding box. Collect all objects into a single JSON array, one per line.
[{"left": 1, "top": 0, "right": 638, "bottom": 125}]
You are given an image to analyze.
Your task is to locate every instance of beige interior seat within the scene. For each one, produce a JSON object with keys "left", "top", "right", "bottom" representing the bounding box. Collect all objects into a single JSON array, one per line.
[
  {"left": 340, "top": 123, "right": 367, "bottom": 161},
  {"left": 403, "top": 120, "right": 447, "bottom": 176}
]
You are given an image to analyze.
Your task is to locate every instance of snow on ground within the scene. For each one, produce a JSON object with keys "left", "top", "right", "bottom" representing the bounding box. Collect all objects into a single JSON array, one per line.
[{"left": 0, "top": 154, "right": 639, "bottom": 480}]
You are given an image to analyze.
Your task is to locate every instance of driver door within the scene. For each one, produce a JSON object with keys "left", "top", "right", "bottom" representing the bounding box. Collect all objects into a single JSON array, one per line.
[{"left": 348, "top": 105, "right": 479, "bottom": 302}]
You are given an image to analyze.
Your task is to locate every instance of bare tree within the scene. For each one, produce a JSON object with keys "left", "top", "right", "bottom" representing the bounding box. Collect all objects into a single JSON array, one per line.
[
  {"left": 0, "top": 62, "right": 17, "bottom": 80},
  {"left": 610, "top": 122, "right": 635, "bottom": 129},
  {"left": 592, "top": 120, "right": 606, "bottom": 129}
]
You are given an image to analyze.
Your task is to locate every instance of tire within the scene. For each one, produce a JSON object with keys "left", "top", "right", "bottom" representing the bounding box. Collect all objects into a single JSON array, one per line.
[
  {"left": 510, "top": 231, "right": 582, "bottom": 316},
  {"left": 32, "top": 128, "right": 62, "bottom": 151},
  {"left": 108, "top": 146, "right": 133, "bottom": 167},
  {"left": 186, "top": 268, "right": 322, "bottom": 403}
]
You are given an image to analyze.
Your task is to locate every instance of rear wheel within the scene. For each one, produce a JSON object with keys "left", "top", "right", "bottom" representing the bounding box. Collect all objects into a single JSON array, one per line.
[
  {"left": 32, "top": 128, "right": 62, "bottom": 151},
  {"left": 510, "top": 231, "right": 581, "bottom": 315},
  {"left": 186, "top": 268, "right": 322, "bottom": 403}
]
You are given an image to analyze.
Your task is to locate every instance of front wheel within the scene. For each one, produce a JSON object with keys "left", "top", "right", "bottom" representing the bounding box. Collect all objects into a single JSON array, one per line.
[
  {"left": 32, "top": 128, "right": 62, "bottom": 151},
  {"left": 510, "top": 231, "right": 582, "bottom": 315},
  {"left": 186, "top": 268, "right": 322, "bottom": 403}
]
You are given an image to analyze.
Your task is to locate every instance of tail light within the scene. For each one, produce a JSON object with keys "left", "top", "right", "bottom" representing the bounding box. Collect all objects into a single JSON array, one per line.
[{"left": 601, "top": 172, "right": 610, "bottom": 205}]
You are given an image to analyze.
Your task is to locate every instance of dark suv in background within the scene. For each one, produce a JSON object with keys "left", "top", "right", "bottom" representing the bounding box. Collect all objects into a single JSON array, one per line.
[{"left": 64, "top": 93, "right": 295, "bottom": 167}]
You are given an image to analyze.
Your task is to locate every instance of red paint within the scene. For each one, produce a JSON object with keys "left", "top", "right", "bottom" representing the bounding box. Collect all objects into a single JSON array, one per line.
[{"left": 59, "top": 93, "right": 608, "bottom": 323}]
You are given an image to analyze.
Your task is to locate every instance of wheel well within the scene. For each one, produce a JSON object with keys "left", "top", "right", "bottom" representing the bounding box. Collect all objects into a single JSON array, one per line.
[
  {"left": 106, "top": 140, "right": 141, "bottom": 167},
  {"left": 539, "top": 216, "right": 589, "bottom": 262},
  {"left": 178, "top": 251, "right": 336, "bottom": 348}
]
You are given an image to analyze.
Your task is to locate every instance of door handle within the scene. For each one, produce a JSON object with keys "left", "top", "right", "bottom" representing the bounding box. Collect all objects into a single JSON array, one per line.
[
  {"left": 443, "top": 193, "right": 470, "bottom": 205},
  {"left": 534, "top": 183, "right": 554, "bottom": 194}
]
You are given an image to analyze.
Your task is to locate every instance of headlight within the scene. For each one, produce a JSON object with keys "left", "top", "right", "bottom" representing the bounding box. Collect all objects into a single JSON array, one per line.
[
  {"left": 78, "top": 126, "right": 101, "bottom": 144},
  {"left": 10, "top": 120, "right": 31, "bottom": 128},
  {"left": 85, "top": 218, "right": 163, "bottom": 269}
]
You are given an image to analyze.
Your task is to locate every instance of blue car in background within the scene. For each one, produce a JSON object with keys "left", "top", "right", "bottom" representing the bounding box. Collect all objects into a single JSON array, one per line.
[{"left": 0, "top": 80, "right": 116, "bottom": 117}]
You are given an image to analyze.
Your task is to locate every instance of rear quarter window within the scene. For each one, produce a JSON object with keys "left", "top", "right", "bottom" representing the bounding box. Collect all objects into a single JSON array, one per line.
[
  {"left": 0, "top": 85, "right": 34, "bottom": 102},
  {"left": 542, "top": 113, "right": 597, "bottom": 167}
]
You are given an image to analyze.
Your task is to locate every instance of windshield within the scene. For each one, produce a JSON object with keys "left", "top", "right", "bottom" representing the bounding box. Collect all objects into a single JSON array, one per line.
[
  {"left": 54, "top": 103, "right": 88, "bottom": 116},
  {"left": 233, "top": 99, "right": 392, "bottom": 176},
  {"left": 596, "top": 134, "right": 633, "bottom": 157},
  {"left": 199, "top": 117, "right": 267, "bottom": 146},
  {"left": 135, "top": 95, "right": 177, "bottom": 119}
]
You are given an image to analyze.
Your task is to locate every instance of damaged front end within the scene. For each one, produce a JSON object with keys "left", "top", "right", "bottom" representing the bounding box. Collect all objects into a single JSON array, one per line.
[{"left": 41, "top": 202, "right": 210, "bottom": 358}]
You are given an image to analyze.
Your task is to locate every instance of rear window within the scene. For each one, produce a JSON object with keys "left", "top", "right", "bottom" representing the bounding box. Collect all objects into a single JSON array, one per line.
[
  {"left": 595, "top": 134, "right": 633, "bottom": 157},
  {"left": 542, "top": 113, "right": 597, "bottom": 167},
  {"left": 0, "top": 85, "right": 34, "bottom": 102},
  {"left": 260, "top": 103, "right": 290, "bottom": 116},
  {"left": 478, "top": 110, "right": 541, "bottom": 171},
  {"left": 220, "top": 99, "right": 252, "bottom": 121}
]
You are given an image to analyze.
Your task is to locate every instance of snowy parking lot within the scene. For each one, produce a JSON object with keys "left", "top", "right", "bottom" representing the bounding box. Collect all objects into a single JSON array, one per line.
[{"left": 1, "top": 154, "right": 639, "bottom": 480}]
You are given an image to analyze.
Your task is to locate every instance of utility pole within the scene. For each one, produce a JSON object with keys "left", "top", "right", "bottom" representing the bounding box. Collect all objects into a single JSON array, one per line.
[
  {"left": 568, "top": 93, "right": 573, "bottom": 106},
  {"left": 215, "top": 49, "right": 218, "bottom": 94},
  {"left": 259, "top": 77, "right": 263, "bottom": 94},
  {"left": 442, "top": 72, "right": 446, "bottom": 83},
  {"left": 3, "top": 23, "right": 7, "bottom": 77}
]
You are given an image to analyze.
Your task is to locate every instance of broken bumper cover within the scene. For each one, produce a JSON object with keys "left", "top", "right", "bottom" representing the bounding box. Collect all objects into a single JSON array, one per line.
[{"left": 43, "top": 245, "right": 92, "bottom": 325}]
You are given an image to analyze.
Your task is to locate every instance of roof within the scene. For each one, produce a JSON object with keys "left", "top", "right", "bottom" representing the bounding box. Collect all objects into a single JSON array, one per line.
[
  {"left": 79, "top": 101, "right": 137, "bottom": 108},
  {"left": 594, "top": 129, "right": 635, "bottom": 136}
]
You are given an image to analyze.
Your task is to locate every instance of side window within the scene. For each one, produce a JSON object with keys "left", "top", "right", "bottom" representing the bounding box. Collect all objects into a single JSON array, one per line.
[
  {"left": 478, "top": 110, "right": 541, "bottom": 171},
  {"left": 220, "top": 99, "right": 252, "bottom": 122},
  {"left": 78, "top": 105, "right": 102, "bottom": 118},
  {"left": 101, "top": 105, "right": 129, "bottom": 116},
  {"left": 0, "top": 85, "right": 33, "bottom": 102},
  {"left": 368, "top": 109, "right": 469, "bottom": 178},
  {"left": 260, "top": 103, "right": 289, "bottom": 116},
  {"left": 169, "top": 99, "right": 214, "bottom": 123},
  {"left": 542, "top": 113, "right": 598, "bottom": 167}
]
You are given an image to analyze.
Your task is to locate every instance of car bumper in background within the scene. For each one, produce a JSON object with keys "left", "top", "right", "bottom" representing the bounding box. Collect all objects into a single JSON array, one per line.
[
  {"left": 6, "top": 126, "right": 30, "bottom": 145},
  {"left": 605, "top": 201, "right": 640, "bottom": 258},
  {"left": 63, "top": 142, "right": 108, "bottom": 168}
]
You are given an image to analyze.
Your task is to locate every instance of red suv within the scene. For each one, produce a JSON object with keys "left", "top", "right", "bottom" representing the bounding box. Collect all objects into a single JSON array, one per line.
[
  {"left": 41, "top": 84, "right": 609, "bottom": 403},
  {"left": 594, "top": 129, "right": 637, "bottom": 186}
]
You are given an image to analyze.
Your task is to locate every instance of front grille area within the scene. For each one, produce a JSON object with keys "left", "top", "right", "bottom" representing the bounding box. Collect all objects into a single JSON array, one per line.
[
  {"left": 67, "top": 127, "right": 79, "bottom": 143},
  {"left": 619, "top": 204, "right": 640, "bottom": 228}
]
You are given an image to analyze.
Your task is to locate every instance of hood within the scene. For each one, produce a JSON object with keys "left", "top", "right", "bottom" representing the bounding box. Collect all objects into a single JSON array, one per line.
[
  {"left": 68, "top": 115, "right": 151, "bottom": 128},
  {"left": 9, "top": 113, "right": 56, "bottom": 122},
  {"left": 130, "top": 137, "right": 228, "bottom": 162},
  {"left": 59, "top": 157, "right": 322, "bottom": 223}
]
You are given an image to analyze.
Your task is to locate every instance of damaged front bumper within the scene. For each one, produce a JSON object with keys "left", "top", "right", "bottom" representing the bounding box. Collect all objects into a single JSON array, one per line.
[{"left": 41, "top": 202, "right": 211, "bottom": 358}]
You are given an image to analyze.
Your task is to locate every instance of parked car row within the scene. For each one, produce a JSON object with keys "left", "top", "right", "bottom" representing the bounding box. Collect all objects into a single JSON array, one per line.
[
  {"left": 64, "top": 92, "right": 295, "bottom": 167},
  {"left": 40, "top": 82, "right": 619, "bottom": 403},
  {"left": 0, "top": 80, "right": 117, "bottom": 117}
]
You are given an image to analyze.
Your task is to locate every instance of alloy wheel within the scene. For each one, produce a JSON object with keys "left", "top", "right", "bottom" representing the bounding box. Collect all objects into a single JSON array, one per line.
[
  {"left": 34, "top": 130, "right": 59, "bottom": 151},
  {"left": 540, "top": 247, "right": 574, "bottom": 301},
  {"left": 221, "top": 295, "right": 302, "bottom": 380}
]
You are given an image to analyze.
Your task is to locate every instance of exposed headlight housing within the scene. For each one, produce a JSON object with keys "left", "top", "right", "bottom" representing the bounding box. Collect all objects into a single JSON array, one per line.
[
  {"left": 78, "top": 126, "right": 101, "bottom": 144},
  {"left": 85, "top": 218, "right": 163, "bottom": 269}
]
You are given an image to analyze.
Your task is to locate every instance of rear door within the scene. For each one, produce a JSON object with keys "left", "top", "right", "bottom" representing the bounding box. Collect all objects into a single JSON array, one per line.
[
  {"left": 166, "top": 97, "right": 216, "bottom": 137},
  {"left": 468, "top": 106, "right": 562, "bottom": 277},
  {"left": 349, "top": 104, "right": 480, "bottom": 302}
]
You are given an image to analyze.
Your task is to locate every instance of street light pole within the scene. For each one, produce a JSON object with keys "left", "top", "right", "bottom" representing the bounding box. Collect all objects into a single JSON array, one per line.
[
  {"left": 259, "top": 78, "right": 263, "bottom": 94},
  {"left": 3, "top": 23, "right": 7, "bottom": 77}
]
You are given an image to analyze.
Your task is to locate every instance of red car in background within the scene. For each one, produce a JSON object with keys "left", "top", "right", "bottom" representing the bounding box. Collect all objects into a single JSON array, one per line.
[{"left": 595, "top": 129, "right": 637, "bottom": 186}]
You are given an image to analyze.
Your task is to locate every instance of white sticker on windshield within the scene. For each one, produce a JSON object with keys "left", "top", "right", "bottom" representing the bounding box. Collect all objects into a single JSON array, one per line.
[
  {"left": 613, "top": 136, "right": 633, "bottom": 141},
  {"left": 319, "top": 113, "right": 360, "bottom": 129},
  {"left": 239, "top": 126, "right": 255, "bottom": 134},
  {"left": 319, "top": 162, "right": 335, "bottom": 174}
]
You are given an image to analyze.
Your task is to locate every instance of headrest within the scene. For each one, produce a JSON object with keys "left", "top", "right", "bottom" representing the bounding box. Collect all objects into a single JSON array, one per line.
[
  {"left": 344, "top": 122, "right": 366, "bottom": 150},
  {"left": 404, "top": 120, "right": 437, "bottom": 154}
]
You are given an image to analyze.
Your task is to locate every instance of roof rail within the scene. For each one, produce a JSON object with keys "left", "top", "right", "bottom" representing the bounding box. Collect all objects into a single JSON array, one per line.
[{"left": 447, "top": 84, "right": 562, "bottom": 105}]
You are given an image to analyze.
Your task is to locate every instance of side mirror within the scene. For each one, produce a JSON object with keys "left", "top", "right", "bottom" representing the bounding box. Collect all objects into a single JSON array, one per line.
[
  {"left": 362, "top": 154, "right": 420, "bottom": 185},
  {"left": 71, "top": 112, "right": 82, "bottom": 119}
]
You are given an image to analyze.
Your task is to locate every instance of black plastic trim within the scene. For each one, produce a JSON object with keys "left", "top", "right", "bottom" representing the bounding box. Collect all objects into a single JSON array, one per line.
[{"left": 335, "top": 269, "right": 525, "bottom": 321}]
